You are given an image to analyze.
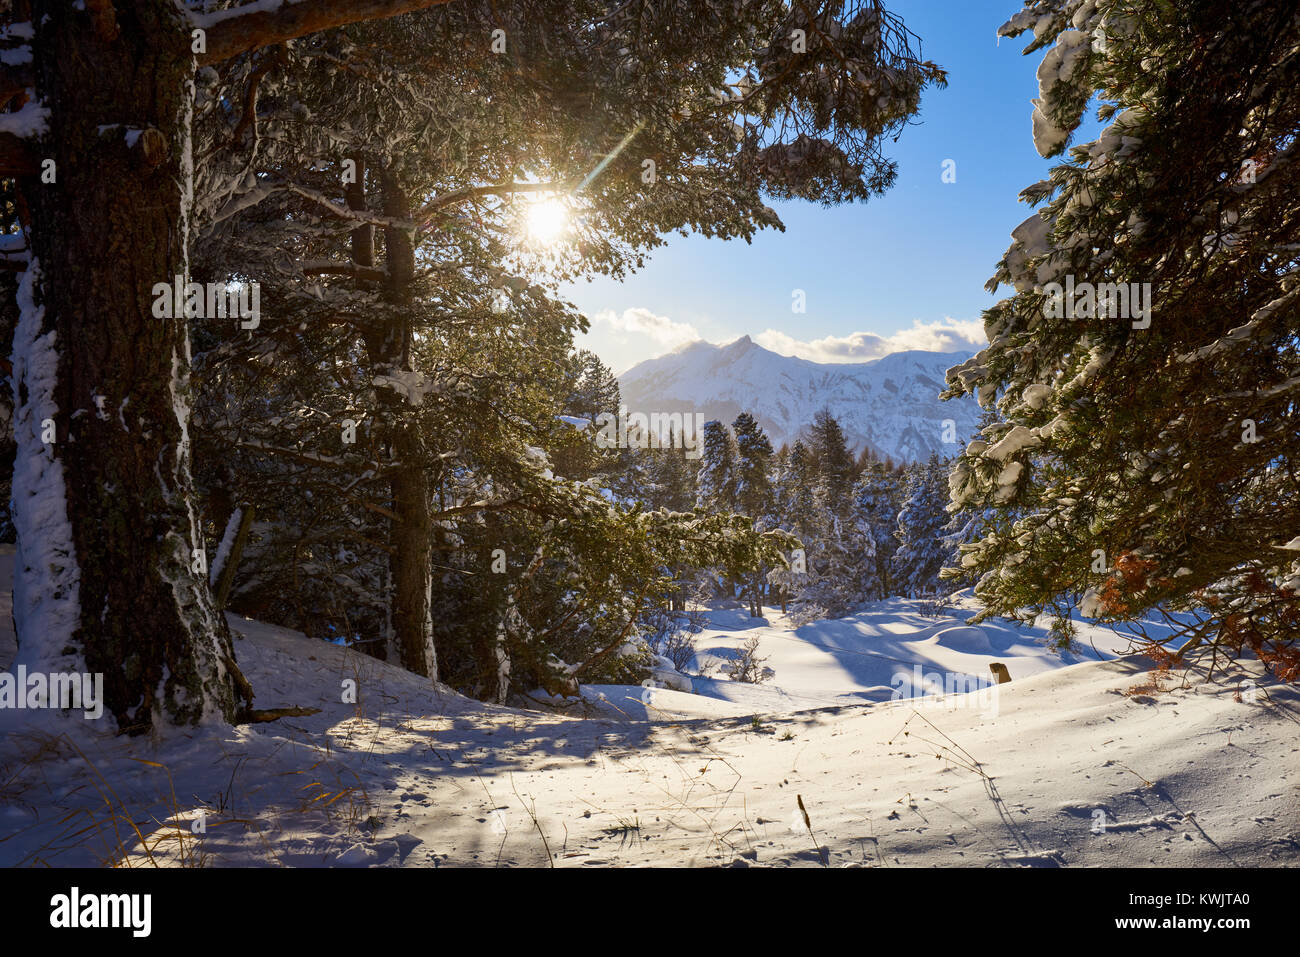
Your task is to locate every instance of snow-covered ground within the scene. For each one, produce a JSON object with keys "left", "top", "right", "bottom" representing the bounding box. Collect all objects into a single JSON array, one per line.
[
  {"left": 573, "top": 595, "right": 1167, "bottom": 718},
  {"left": 1, "top": 548, "right": 1296, "bottom": 867}
]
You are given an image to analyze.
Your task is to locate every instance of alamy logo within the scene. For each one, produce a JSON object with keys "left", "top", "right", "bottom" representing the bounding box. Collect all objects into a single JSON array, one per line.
[
  {"left": 151, "top": 275, "right": 260, "bottom": 329},
  {"left": 1042, "top": 275, "right": 1152, "bottom": 329},
  {"left": 890, "top": 665, "right": 998, "bottom": 714},
  {"left": 594, "top": 407, "right": 706, "bottom": 460},
  {"left": 0, "top": 666, "right": 103, "bottom": 719},
  {"left": 50, "top": 887, "right": 151, "bottom": 937}
]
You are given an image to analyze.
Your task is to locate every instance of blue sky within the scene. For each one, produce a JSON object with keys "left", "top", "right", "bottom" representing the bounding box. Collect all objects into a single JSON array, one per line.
[{"left": 564, "top": 0, "right": 1096, "bottom": 374}]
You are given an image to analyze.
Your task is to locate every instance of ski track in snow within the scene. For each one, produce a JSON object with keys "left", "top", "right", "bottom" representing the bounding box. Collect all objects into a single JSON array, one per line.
[{"left": 0, "top": 547, "right": 1296, "bottom": 868}]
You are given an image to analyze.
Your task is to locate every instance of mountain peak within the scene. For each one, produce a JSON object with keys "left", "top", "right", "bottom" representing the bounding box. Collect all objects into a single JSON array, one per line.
[{"left": 618, "top": 343, "right": 979, "bottom": 463}]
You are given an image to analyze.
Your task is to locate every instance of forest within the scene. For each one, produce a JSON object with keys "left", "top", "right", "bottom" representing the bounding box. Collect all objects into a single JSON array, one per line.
[{"left": 0, "top": 0, "right": 1296, "bottom": 884}]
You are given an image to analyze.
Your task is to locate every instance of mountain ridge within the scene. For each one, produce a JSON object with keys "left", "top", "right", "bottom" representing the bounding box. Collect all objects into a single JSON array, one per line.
[{"left": 617, "top": 337, "right": 981, "bottom": 464}]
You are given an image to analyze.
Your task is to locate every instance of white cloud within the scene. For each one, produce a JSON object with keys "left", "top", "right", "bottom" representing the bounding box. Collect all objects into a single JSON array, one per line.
[
  {"left": 755, "top": 317, "right": 986, "bottom": 363},
  {"left": 592, "top": 307, "right": 701, "bottom": 349},
  {"left": 582, "top": 308, "right": 985, "bottom": 374}
]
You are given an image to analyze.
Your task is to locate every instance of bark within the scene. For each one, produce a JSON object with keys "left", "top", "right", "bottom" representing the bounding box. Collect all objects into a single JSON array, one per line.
[
  {"left": 372, "top": 167, "right": 436, "bottom": 680},
  {"left": 343, "top": 154, "right": 393, "bottom": 663},
  {"left": 0, "top": 132, "right": 36, "bottom": 176},
  {"left": 19, "top": 1, "right": 248, "bottom": 733}
]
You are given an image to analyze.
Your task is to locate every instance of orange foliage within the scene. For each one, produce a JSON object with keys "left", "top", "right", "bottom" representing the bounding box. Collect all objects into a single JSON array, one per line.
[{"left": 1098, "top": 552, "right": 1160, "bottom": 616}]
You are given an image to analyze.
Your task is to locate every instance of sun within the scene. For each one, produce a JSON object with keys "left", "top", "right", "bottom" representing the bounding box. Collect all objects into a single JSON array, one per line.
[{"left": 525, "top": 197, "right": 569, "bottom": 245}]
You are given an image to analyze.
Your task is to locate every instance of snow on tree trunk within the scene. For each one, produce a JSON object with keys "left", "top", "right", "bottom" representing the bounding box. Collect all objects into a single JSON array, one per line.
[
  {"left": 19, "top": 1, "right": 245, "bottom": 732},
  {"left": 209, "top": 507, "right": 243, "bottom": 587},
  {"left": 10, "top": 260, "right": 81, "bottom": 674}
]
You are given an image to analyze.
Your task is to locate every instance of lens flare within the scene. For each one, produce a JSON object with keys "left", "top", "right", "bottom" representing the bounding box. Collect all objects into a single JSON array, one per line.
[{"left": 525, "top": 198, "right": 568, "bottom": 244}]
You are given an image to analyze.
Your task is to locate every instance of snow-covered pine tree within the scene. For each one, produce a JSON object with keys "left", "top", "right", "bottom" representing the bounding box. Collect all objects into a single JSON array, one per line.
[
  {"left": 945, "top": 0, "right": 1300, "bottom": 661},
  {"left": 791, "top": 409, "right": 866, "bottom": 617},
  {"left": 809, "top": 407, "right": 857, "bottom": 521},
  {"left": 892, "top": 455, "right": 951, "bottom": 598},
  {"left": 939, "top": 410, "right": 1003, "bottom": 592},
  {"left": 553, "top": 350, "right": 626, "bottom": 481},
  {"left": 732, "top": 413, "right": 775, "bottom": 520},
  {"left": 640, "top": 426, "right": 698, "bottom": 514},
  {"left": 567, "top": 350, "right": 623, "bottom": 426},
  {"left": 767, "top": 440, "right": 821, "bottom": 613},
  {"left": 696, "top": 420, "right": 739, "bottom": 514},
  {"left": 851, "top": 460, "right": 905, "bottom": 599},
  {"left": 733, "top": 412, "right": 775, "bottom": 616}
]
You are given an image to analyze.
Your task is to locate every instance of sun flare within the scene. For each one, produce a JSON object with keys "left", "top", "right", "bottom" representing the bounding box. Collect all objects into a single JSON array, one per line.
[{"left": 525, "top": 197, "right": 569, "bottom": 245}]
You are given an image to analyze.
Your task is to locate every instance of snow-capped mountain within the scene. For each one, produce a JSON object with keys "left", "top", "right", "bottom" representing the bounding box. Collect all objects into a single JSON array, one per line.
[{"left": 617, "top": 336, "right": 981, "bottom": 463}]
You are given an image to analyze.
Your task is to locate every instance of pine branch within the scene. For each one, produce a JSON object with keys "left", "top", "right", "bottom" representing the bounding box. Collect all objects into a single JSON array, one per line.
[
  {"left": 195, "top": 0, "right": 458, "bottom": 67},
  {"left": 301, "top": 260, "right": 388, "bottom": 282}
]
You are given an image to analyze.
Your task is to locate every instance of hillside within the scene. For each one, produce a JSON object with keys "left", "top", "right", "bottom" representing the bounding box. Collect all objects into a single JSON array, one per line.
[{"left": 2, "top": 545, "right": 1294, "bottom": 869}]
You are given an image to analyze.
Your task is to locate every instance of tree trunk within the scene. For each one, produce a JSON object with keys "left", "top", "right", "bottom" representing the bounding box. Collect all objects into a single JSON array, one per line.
[
  {"left": 344, "top": 153, "right": 394, "bottom": 663},
  {"left": 375, "top": 167, "right": 436, "bottom": 680},
  {"left": 17, "top": 2, "right": 246, "bottom": 733}
]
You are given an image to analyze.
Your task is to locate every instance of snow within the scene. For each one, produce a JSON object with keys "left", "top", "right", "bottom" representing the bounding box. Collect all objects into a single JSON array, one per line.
[
  {"left": 994, "top": 461, "right": 1023, "bottom": 501},
  {"left": 1028, "top": 29, "right": 1090, "bottom": 157},
  {"left": 1080, "top": 587, "right": 1105, "bottom": 619},
  {"left": 2, "top": 563, "right": 1294, "bottom": 868},
  {"left": 0, "top": 21, "right": 33, "bottom": 41},
  {"left": 1021, "top": 383, "right": 1052, "bottom": 410},
  {"left": 984, "top": 425, "right": 1039, "bottom": 462},
  {"left": 190, "top": 0, "right": 291, "bottom": 29},
  {"left": 209, "top": 507, "right": 243, "bottom": 586},
  {"left": 373, "top": 370, "right": 439, "bottom": 407},
  {"left": 681, "top": 597, "right": 1136, "bottom": 709},
  {"left": 0, "top": 100, "right": 49, "bottom": 138},
  {"left": 618, "top": 341, "right": 981, "bottom": 464},
  {"left": 1030, "top": 99, "right": 1069, "bottom": 157},
  {"left": 8, "top": 261, "right": 83, "bottom": 676}
]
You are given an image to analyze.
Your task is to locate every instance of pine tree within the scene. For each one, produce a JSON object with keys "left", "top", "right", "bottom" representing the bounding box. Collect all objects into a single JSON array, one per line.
[
  {"left": 784, "top": 412, "right": 858, "bottom": 617},
  {"left": 696, "top": 421, "right": 738, "bottom": 514},
  {"left": 566, "top": 350, "right": 622, "bottom": 426},
  {"left": 946, "top": 0, "right": 1300, "bottom": 659},
  {"left": 4, "top": 0, "right": 484, "bottom": 732},
  {"left": 852, "top": 460, "right": 905, "bottom": 599},
  {"left": 767, "top": 440, "right": 822, "bottom": 613},
  {"left": 809, "top": 407, "right": 856, "bottom": 521},
  {"left": 893, "top": 456, "right": 951, "bottom": 598},
  {"left": 642, "top": 426, "right": 697, "bottom": 513},
  {"left": 732, "top": 413, "right": 775, "bottom": 521},
  {"left": 732, "top": 412, "right": 775, "bottom": 616}
]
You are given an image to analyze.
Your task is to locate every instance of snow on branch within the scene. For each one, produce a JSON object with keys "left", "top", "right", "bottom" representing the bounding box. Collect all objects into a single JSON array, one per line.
[
  {"left": 300, "top": 259, "right": 387, "bottom": 282},
  {"left": 287, "top": 181, "right": 412, "bottom": 231}
]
